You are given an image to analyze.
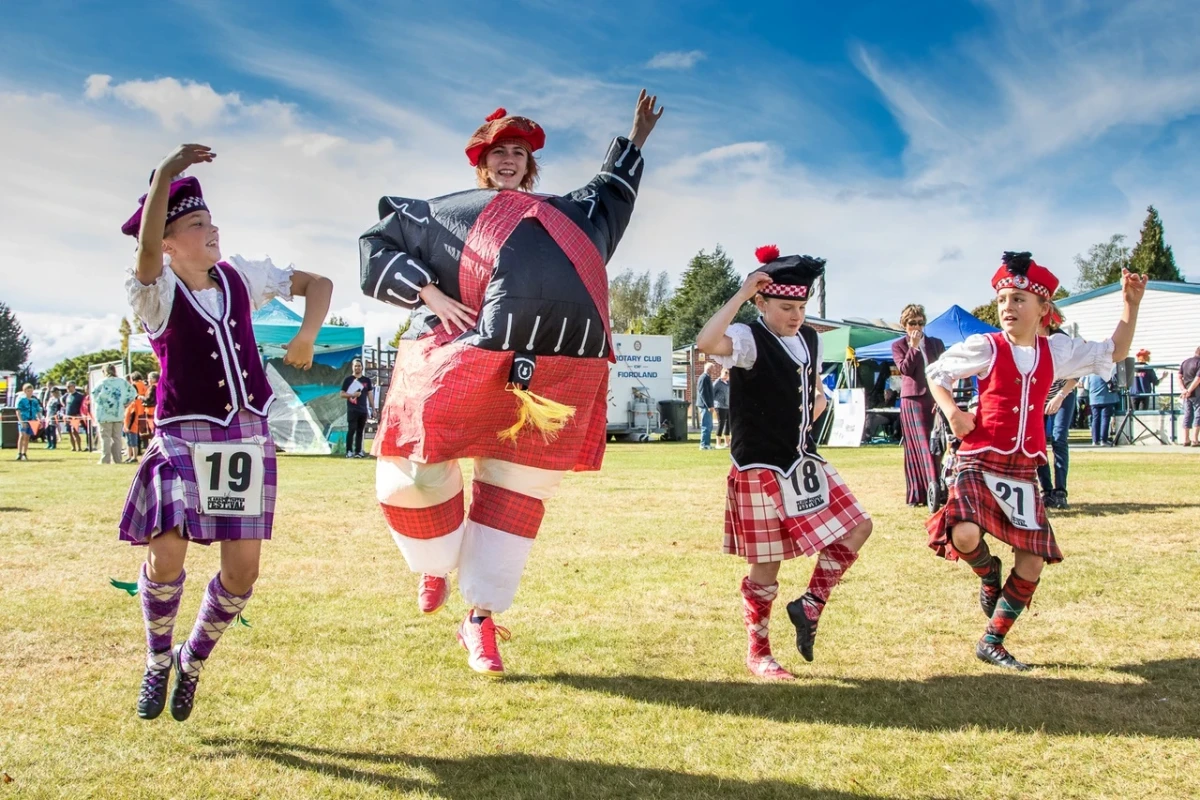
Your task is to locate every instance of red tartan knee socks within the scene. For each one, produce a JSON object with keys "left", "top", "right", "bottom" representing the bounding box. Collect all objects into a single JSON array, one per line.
[
  {"left": 797, "top": 542, "right": 859, "bottom": 623},
  {"left": 740, "top": 577, "right": 792, "bottom": 680},
  {"left": 982, "top": 570, "right": 1039, "bottom": 645}
]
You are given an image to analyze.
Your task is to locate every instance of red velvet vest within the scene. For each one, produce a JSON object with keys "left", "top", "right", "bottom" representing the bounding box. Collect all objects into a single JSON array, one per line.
[
  {"left": 960, "top": 332, "right": 1053, "bottom": 461},
  {"left": 147, "top": 262, "right": 274, "bottom": 426}
]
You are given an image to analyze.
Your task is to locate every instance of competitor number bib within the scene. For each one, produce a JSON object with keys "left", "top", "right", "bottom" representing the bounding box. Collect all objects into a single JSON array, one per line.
[
  {"left": 779, "top": 457, "right": 830, "bottom": 518},
  {"left": 982, "top": 473, "right": 1040, "bottom": 530},
  {"left": 191, "top": 442, "right": 265, "bottom": 517}
]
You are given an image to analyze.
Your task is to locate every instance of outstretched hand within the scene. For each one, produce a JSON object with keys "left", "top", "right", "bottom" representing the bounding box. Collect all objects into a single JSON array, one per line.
[
  {"left": 1121, "top": 268, "right": 1148, "bottom": 305},
  {"left": 629, "top": 89, "right": 665, "bottom": 149},
  {"left": 157, "top": 143, "right": 215, "bottom": 182}
]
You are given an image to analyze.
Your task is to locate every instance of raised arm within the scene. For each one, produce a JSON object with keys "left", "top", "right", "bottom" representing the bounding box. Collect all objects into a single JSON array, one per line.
[
  {"left": 280, "top": 270, "right": 334, "bottom": 370},
  {"left": 1109, "top": 269, "right": 1148, "bottom": 361},
  {"left": 697, "top": 272, "right": 770, "bottom": 356},
  {"left": 135, "top": 144, "right": 215, "bottom": 285},
  {"left": 564, "top": 90, "right": 664, "bottom": 255}
]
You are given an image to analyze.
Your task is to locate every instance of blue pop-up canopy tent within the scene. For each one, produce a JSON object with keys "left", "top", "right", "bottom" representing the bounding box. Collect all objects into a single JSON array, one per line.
[
  {"left": 251, "top": 299, "right": 365, "bottom": 454},
  {"left": 854, "top": 304, "right": 999, "bottom": 361}
]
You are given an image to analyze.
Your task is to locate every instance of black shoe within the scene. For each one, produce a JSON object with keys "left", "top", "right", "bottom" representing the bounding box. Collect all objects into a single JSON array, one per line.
[
  {"left": 980, "top": 556, "right": 1002, "bottom": 618},
  {"left": 1053, "top": 490, "right": 1069, "bottom": 510},
  {"left": 169, "top": 644, "right": 200, "bottom": 722},
  {"left": 785, "top": 594, "right": 820, "bottom": 663},
  {"left": 136, "top": 657, "right": 172, "bottom": 720},
  {"left": 976, "top": 639, "right": 1031, "bottom": 671},
  {"left": 1041, "top": 491, "right": 1058, "bottom": 510}
]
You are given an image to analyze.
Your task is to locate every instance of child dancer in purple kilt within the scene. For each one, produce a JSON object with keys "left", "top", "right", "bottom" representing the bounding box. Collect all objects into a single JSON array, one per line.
[
  {"left": 925, "top": 253, "right": 1145, "bottom": 670},
  {"left": 697, "top": 246, "right": 873, "bottom": 680},
  {"left": 119, "top": 144, "right": 332, "bottom": 721}
]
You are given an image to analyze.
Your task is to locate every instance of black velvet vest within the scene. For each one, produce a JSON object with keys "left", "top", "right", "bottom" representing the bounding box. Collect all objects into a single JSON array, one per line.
[{"left": 730, "top": 320, "right": 822, "bottom": 474}]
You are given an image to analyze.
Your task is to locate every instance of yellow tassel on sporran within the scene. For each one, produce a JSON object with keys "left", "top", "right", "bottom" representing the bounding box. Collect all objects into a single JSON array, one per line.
[{"left": 498, "top": 385, "right": 576, "bottom": 443}]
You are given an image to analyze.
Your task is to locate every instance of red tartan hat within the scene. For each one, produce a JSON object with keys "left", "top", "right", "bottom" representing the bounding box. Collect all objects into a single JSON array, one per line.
[
  {"left": 991, "top": 251, "right": 1059, "bottom": 299},
  {"left": 465, "top": 108, "right": 546, "bottom": 167}
]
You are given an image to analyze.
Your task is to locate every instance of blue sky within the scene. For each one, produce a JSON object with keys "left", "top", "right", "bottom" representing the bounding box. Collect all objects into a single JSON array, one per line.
[{"left": 4, "top": 0, "right": 1199, "bottom": 367}]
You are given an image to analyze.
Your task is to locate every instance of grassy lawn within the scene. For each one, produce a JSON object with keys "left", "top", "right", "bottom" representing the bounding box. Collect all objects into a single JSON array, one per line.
[{"left": 1, "top": 443, "right": 1198, "bottom": 799}]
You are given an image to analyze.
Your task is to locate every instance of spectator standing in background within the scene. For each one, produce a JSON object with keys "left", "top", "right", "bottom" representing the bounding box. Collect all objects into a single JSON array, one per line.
[
  {"left": 93, "top": 364, "right": 137, "bottom": 464},
  {"left": 15, "top": 383, "right": 42, "bottom": 461},
  {"left": 45, "top": 388, "right": 63, "bottom": 451},
  {"left": 695, "top": 362, "right": 717, "bottom": 450},
  {"left": 64, "top": 381, "right": 86, "bottom": 451},
  {"left": 340, "top": 358, "right": 374, "bottom": 458},
  {"left": 1180, "top": 346, "right": 1200, "bottom": 446},
  {"left": 891, "top": 303, "right": 946, "bottom": 507},
  {"left": 713, "top": 368, "right": 731, "bottom": 449},
  {"left": 1132, "top": 349, "right": 1159, "bottom": 411},
  {"left": 1081, "top": 372, "right": 1119, "bottom": 446}
]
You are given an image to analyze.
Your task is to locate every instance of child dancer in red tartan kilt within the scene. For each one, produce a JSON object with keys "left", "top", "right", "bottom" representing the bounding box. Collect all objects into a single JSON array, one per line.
[
  {"left": 926, "top": 253, "right": 1147, "bottom": 670},
  {"left": 697, "top": 247, "right": 873, "bottom": 680}
]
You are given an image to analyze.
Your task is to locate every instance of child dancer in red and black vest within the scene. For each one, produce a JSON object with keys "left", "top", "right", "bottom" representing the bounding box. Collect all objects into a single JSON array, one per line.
[
  {"left": 119, "top": 144, "right": 332, "bottom": 720},
  {"left": 697, "top": 247, "right": 873, "bottom": 680},
  {"left": 926, "top": 253, "right": 1146, "bottom": 670}
]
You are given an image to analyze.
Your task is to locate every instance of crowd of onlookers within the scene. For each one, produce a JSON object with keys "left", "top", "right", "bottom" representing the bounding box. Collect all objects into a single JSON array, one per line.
[{"left": 13, "top": 365, "right": 158, "bottom": 463}]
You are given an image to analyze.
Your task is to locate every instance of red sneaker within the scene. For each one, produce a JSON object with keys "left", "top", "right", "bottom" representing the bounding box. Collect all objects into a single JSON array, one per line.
[
  {"left": 457, "top": 612, "right": 510, "bottom": 676},
  {"left": 418, "top": 574, "right": 449, "bottom": 614}
]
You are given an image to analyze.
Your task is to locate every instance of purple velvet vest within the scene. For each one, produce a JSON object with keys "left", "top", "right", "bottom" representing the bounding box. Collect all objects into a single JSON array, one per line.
[{"left": 147, "top": 262, "right": 274, "bottom": 426}]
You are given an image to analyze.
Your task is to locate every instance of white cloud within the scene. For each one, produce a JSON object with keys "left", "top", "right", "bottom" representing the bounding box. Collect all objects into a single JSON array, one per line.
[
  {"left": 82, "top": 74, "right": 252, "bottom": 129},
  {"left": 647, "top": 50, "right": 706, "bottom": 70}
]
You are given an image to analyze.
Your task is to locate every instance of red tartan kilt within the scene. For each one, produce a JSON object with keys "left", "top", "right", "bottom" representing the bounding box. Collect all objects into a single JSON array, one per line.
[
  {"left": 724, "top": 463, "right": 870, "bottom": 563},
  {"left": 374, "top": 335, "right": 610, "bottom": 472},
  {"left": 926, "top": 451, "right": 1061, "bottom": 563}
]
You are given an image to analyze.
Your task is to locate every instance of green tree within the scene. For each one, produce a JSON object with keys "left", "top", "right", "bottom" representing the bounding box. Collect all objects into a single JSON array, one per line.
[
  {"left": 609, "top": 269, "right": 672, "bottom": 333},
  {"left": 40, "top": 349, "right": 160, "bottom": 388},
  {"left": 0, "top": 302, "right": 32, "bottom": 372},
  {"left": 1128, "top": 205, "right": 1184, "bottom": 282},
  {"left": 647, "top": 246, "right": 755, "bottom": 348},
  {"left": 118, "top": 317, "right": 132, "bottom": 358},
  {"left": 387, "top": 317, "right": 412, "bottom": 348},
  {"left": 1073, "top": 234, "right": 1130, "bottom": 292},
  {"left": 327, "top": 315, "right": 350, "bottom": 327}
]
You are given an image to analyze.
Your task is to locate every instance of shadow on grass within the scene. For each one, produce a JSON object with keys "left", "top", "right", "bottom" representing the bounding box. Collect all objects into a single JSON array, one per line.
[
  {"left": 529, "top": 659, "right": 1200, "bottom": 740},
  {"left": 202, "top": 739, "right": 941, "bottom": 799},
  {"left": 1054, "top": 501, "right": 1197, "bottom": 516},
  {"left": 0, "top": 507, "right": 32, "bottom": 512}
]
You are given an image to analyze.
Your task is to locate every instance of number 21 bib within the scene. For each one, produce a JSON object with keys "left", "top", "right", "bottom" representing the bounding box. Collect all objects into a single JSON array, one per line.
[
  {"left": 191, "top": 442, "right": 266, "bottom": 517},
  {"left": 982, "top": 472, "right": 1041, "bottom": 530}
]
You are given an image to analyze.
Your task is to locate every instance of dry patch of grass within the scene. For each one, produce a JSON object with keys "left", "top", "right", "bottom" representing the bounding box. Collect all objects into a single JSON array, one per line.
[{"left": 1, "top": 444, "right": 1198, "bottom": 799}]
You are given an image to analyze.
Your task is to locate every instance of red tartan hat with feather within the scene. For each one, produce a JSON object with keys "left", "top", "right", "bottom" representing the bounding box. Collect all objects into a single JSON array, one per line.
[
  {"left": 991, "top": 251, "right": 1059, "bottom": 299},
  {"left": 465, "top": 108, "right": 546, "bottom": 166},
  {"left": 751, "top": 244, "right": 825, "bottom": 299}
]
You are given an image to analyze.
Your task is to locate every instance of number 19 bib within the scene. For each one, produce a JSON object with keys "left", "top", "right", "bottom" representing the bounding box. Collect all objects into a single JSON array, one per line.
[
  {"left": 778, "top": 457, "right": 830, "bottom": 518},
  {"left": 982, "top": 472, "right": 1040, "bottom": 530},
  {"left": 191, "top": 442, "right": 265, "bottom": 517}
]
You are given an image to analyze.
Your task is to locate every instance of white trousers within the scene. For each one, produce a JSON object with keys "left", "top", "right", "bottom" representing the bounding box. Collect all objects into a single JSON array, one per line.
[{"left": 376, "top": 456, "right": 564, "bottom": 613}]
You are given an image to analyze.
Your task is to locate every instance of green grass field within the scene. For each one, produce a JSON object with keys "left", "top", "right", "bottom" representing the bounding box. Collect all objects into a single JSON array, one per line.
[{"left": 1, "top": 443, "right": 1198, "bottom": 799}]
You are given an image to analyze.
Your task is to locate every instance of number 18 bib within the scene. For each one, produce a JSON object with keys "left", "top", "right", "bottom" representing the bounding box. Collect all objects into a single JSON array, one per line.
[
  {"left": 778, "top": 457, "right": 830, "bottom": 518},
  {"left": 191, "top": 442, "right": 265, "bottom": 517}
]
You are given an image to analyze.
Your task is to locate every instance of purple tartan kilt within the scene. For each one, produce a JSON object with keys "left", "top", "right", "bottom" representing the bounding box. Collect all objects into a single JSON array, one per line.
[{"left": 119, "top": 410, "right": 276, "bottom": 546}]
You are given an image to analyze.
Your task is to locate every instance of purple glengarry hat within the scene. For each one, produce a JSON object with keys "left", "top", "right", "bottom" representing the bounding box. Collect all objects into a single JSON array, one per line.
[{"left": 120, "top": 176, "right": 208, "bottom": 238}]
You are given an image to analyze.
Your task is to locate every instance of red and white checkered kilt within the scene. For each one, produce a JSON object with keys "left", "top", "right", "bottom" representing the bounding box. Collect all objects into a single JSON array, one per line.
[
  {"left": 373, "top": 335, "right": 610, "bottom": 472},
  {"left": 926, "top": 450, "right": 1061, "bottom": 563},
  {"left": 724, "top": 463, "right": 870, "bottom": 563}
]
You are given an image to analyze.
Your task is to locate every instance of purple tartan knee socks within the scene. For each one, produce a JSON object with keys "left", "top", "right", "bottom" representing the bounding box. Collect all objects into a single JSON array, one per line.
[
  {"left": 139, "top": 564, "right": 185, "bottom": 671},
  {"left": 179, "top": 573, "right": 252, "bottom": 676}
]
